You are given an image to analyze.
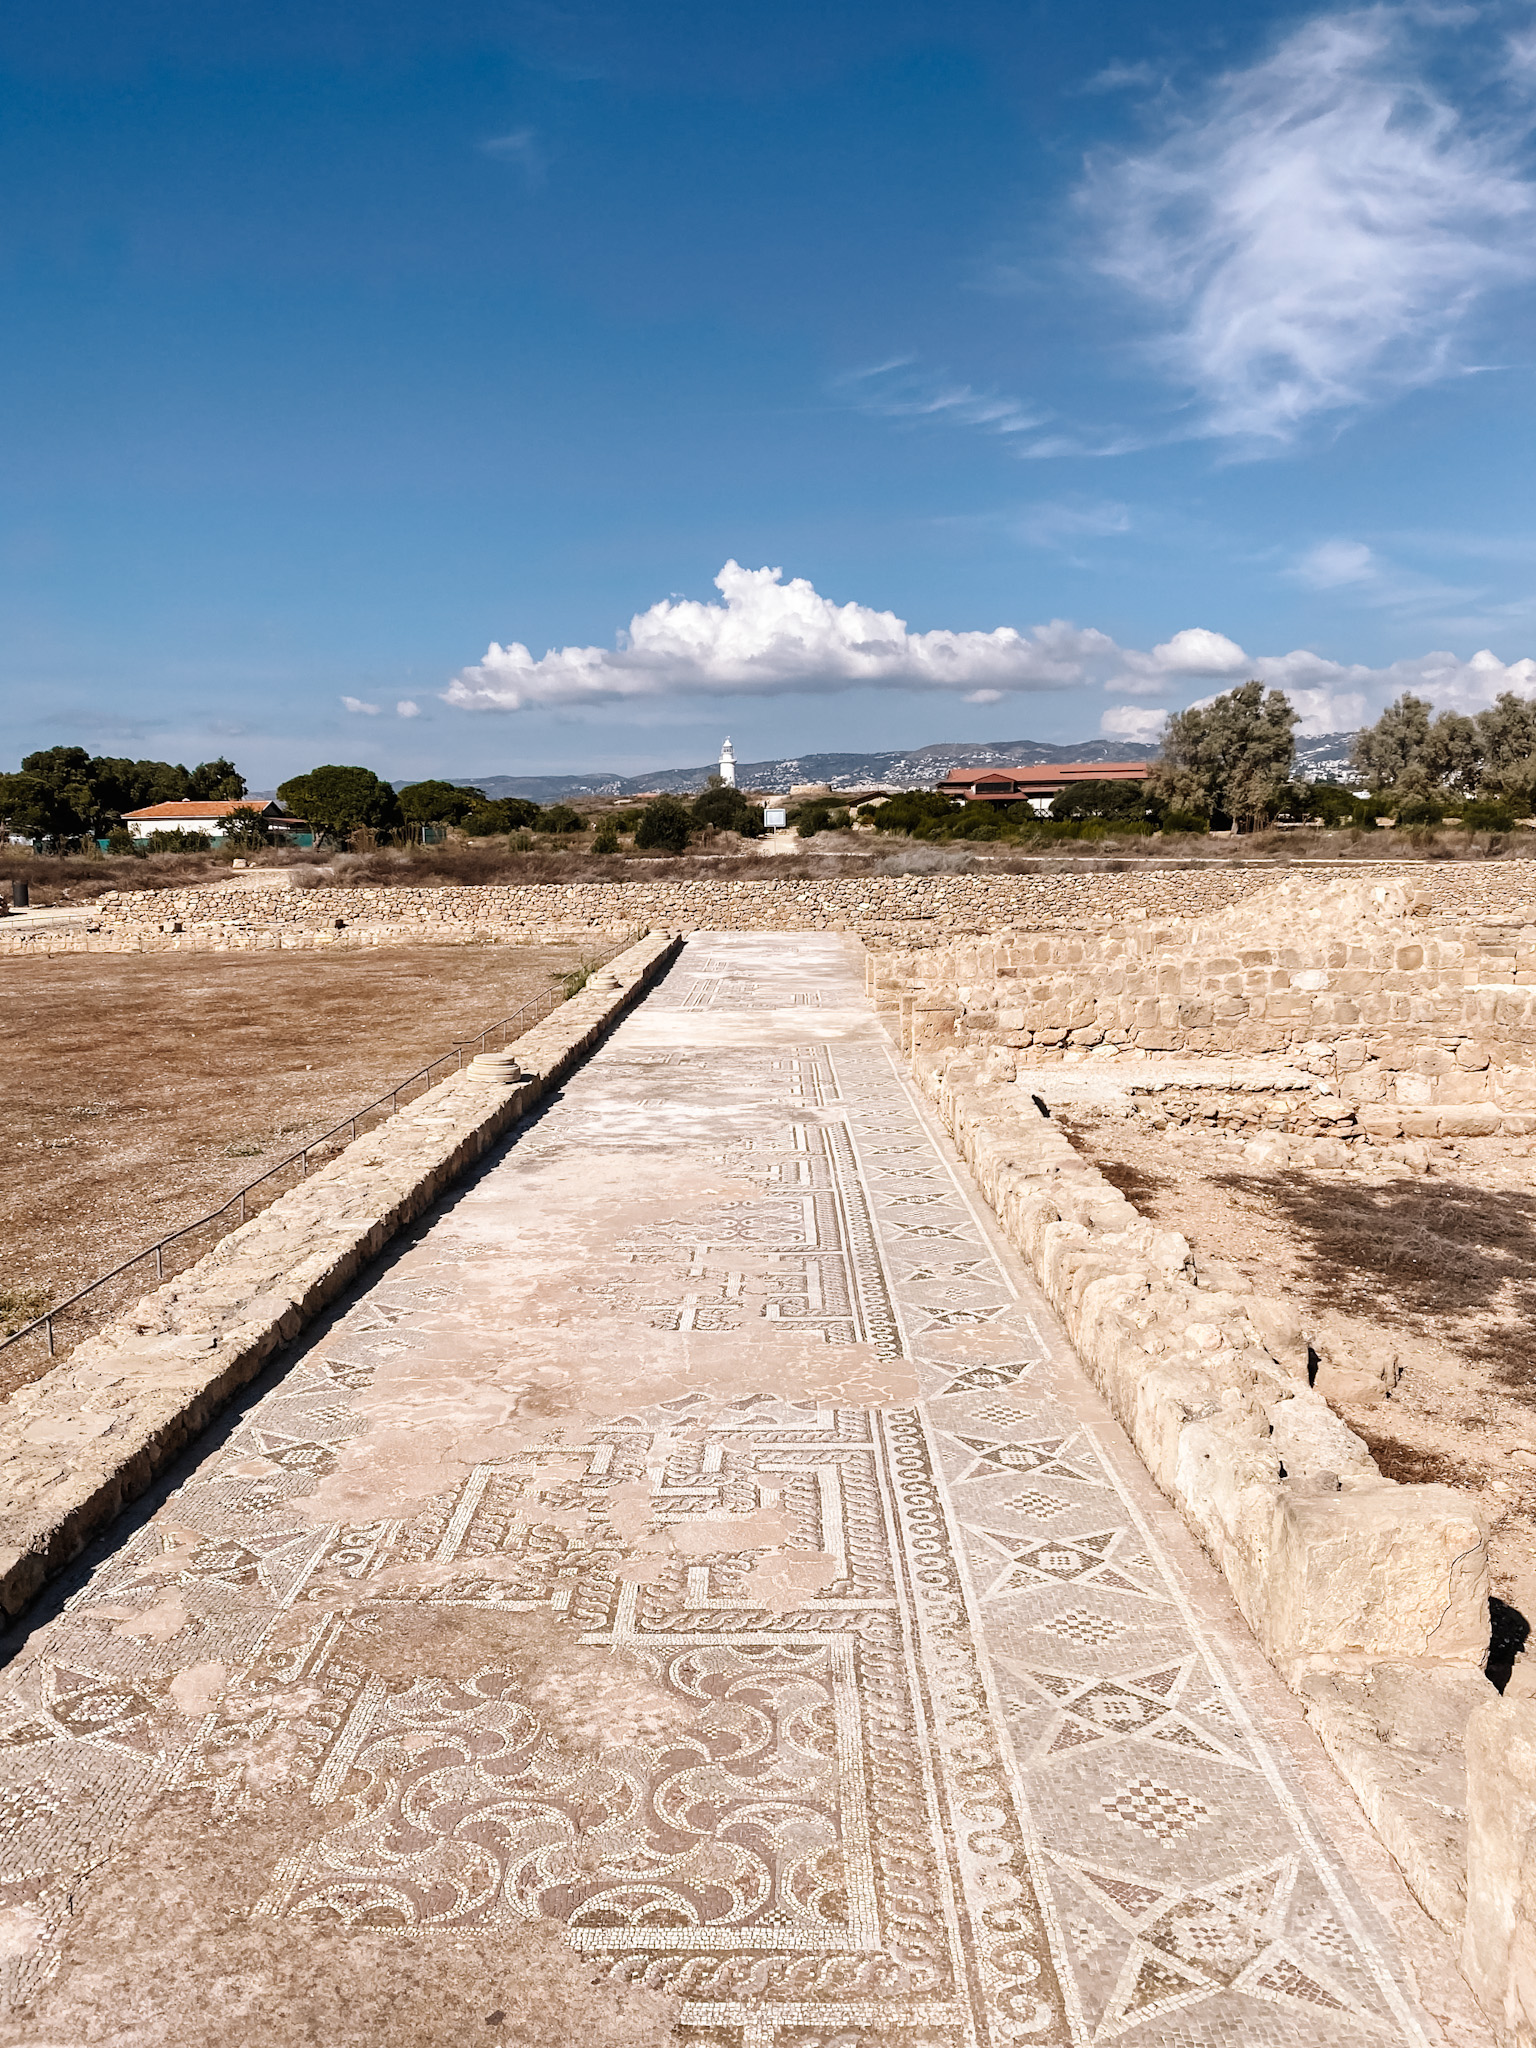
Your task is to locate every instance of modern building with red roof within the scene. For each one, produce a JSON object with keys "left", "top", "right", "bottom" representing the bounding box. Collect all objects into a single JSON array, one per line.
[
  {"left": 935, "top": 762, "right": 1151, "bottom": 812},
  {"left": 122, "top": 798, "right": 311, "bottom": 842}
]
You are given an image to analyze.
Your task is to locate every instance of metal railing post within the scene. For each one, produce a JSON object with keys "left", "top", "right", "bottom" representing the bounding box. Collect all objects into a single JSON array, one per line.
[{"left": 155, "top": 1244, "right": 163, "bottom": 1280}]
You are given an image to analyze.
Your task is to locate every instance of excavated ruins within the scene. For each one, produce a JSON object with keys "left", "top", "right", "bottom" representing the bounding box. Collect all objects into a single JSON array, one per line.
[{"left": 1, "top": 883, "right": 1534, "bottom": 2046}]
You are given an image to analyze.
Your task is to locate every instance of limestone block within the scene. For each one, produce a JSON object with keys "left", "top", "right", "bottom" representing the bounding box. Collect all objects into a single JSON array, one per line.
[
  {"left": 1343, "top": 1064, "right": 1392, "bottom": 1114},
  {"left": 1301, "top": 1663, "right": 1493, "bottom": 1939},
  {"left": 1268, "top": 1390, "right": 1377, "bottom": 1484},
  {"left": 1437, "top": 1105, "right": 1503, "bottom": 1137},
  {"left": 1358, "top": 1105, "right": 1406, "bottom": 1137},
  {"left": 1264, "top": 1480, "right": 1489, "bottom": 1673},
  {"left": 1309, "top": 1316, "right": 1401, "bottom": 1407},
  {"left": 1464, "top": 1693, "right": 1536, "bottom": 2045}
]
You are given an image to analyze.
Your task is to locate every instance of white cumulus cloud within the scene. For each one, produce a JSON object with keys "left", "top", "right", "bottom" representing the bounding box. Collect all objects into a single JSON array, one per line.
[
  {"left": 396, "top": 699, "right": 421, "bottom": 718},
  {"left": 1083, "top": 7, "right": 1536, "bottom": 442},
  {"left": 341, "top": 695, "right": 381, "bottom": 715},
  {"left": 446, "top": 561, "right": 1120, "bottom": 710},
  {"left": 1101, "top": 704, "right": 1170, "bottom": 742},
  {"left": 444, "top": 559, "right": 1536, "bottom": 742}
]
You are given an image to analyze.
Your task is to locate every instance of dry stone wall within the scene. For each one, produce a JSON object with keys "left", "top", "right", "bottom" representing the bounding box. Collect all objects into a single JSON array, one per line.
[{"left": 6, "top": 857, "right": 1536, "bottom": 957}]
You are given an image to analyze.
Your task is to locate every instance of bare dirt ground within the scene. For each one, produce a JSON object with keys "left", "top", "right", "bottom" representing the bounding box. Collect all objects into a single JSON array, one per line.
[
  {"left": 0, "top": 942, "right": 591, "bottom": 1391},
  {"left": 1059, "top": 1114, "right": 1536, "bottom": 1658}
]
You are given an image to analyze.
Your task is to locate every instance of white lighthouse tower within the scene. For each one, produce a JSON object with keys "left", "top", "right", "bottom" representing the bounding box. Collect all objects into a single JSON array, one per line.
[{"left": 719, "top": 736, "right": 737, "bottom": 788}]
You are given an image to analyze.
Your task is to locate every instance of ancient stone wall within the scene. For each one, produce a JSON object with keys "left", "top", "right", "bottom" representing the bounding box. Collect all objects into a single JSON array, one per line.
[
  {"left": 871, "top": 877, "right": 1536, "bottom": 1141},
  {"left": 904, "top": 1030, "right": 1498, "bottom": 1954},
  {"left": 7, "top": 857, "right": 1536, "bottom": 957}
]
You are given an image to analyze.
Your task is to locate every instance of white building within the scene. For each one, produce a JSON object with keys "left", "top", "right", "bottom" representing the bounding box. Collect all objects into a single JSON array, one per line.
[
  {"left": 122, "top": 799, "right": 311, "bottom": 843},
  {"left": 719, "top": 737, "right": 737, "bottom": 789}
]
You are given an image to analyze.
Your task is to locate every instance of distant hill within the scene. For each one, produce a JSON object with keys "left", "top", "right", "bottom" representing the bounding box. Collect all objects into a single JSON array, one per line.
[
  {"left": 407, "top": 736, "right": 1161, "bottom": 802},
  {"left": 1293, "top": 731, "right": 1364, "bottom": 783}
]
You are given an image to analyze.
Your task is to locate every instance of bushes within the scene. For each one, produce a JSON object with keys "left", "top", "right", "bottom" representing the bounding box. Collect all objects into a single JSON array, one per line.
[
  {"left": 691, "top": 786, "right": 764, "bottom": 837},
  {"left": 867, "top": 791, "right": 958, "bottom": 834},
  {"left": 540, "top": 803, "right": 587, "bottom": 835},
  {"left": 1463, "top": 800, "right": 1518, "bottom": 832},
  {"left": 1048, "top": 779, "right": 1152, "bottom": 823},
  {"left": 1394, "top": 796, "right": 1445, "bottom": 828},
  {"left": 634, "top": 796, "right": 694, "bottom": 853},
  {"left": 793, "top": 801, "right": 852, "bottom": 838},
  {"left": 463, "top": 797, "right": 543, "bottom": 836},
  {"left": 139, "top": 830, "right": 213, "bottom": 853}
]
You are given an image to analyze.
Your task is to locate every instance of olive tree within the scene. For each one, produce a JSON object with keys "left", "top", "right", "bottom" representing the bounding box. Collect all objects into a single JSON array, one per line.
[{"left": 1147, "top": 680, "right": 1297, "bottom": 831}]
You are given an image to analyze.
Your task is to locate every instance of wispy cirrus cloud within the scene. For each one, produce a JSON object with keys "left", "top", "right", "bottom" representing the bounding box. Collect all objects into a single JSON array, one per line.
[
  {"left": 1288, "top": 534, "right": 1481, "bottom": 613},
  {"left": 841, "top": 359, "right": 1046, "bottom": 439},
  {"left": 480, "top": 128, "right": 546, "bottom": 184},
  {"left": 442, "top": 559, "right": 1536, "bottom": 742},
  {"left": 1013, "top": 499, "right": 1132, "bottom": 550},
  {"left": 1082, "top": 60, "right": 1163, "bottom": 95},
  {"left": 1081, "top": 6, "right": 1536, "bottom": 444}
]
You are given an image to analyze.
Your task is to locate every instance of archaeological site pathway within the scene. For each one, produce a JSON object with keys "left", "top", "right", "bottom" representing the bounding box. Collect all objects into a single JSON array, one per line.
[{"left": 0, "top": 934, "right": 1483, "bottom": 2046}]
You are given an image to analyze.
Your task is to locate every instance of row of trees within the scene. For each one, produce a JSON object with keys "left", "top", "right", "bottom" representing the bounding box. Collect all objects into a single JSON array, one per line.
[
  {"left": 271, "top": 767, "right": 570, "bottom": 843},
  {"left": 1152, "top": 682, "right": 1536, "bottom": 831},
  {"left": 0, "top": 747, "right": 246, "bottom": 845}
]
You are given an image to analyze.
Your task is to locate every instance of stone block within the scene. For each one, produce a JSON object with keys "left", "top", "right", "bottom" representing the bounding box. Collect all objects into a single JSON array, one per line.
[
  {"left": 1302, "top": 1664, "right": 1494, "bottom": 1939},
  {"left": 1437, "top": 1105, "right": 1502, "bottom": 1137},
  {"left": 1264, "top": 1481, "right": 1489, "bottom": 1673},
  {"left": 1464, "top": 1693, "right": 1536, "bottom": 2045}
]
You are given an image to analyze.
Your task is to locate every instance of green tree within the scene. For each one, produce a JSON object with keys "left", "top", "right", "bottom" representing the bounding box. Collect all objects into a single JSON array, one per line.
[
  {"left": 540, "top": 803, "right": 587, "bottom": 834},
  {"left": 1148, "top": 681, "right": 1297, "bottom": 830},
  {"left": 1049, "top": 779, "right": 1151, "bottom": 822},
  {"left": 276, "top": 765, "right": 402, "bottom": 843},
  {"left": 633, "top": 795, "right": 694, "bottom": 853},
  {"left": 1423, "top": 712, "right": 1481, "bottom": 797},
  {"left": 398, "top": 780, "right": 486, "bottom": 827},
  {"left": 691, "top": 786, "right": 765, "bottom": 837},
  {"left": 186, "top": 757, "right": 247, "bottom": 800},
  {"left": 0, "top": 772, "right": 67, "bottom": 844},
  {"left": 1350, "top": 695, "right": 1433, "bottom": 792},
  {"left": 1474, "top": 693, "right": 1536, "bottom": 805},
  {"left": 1351, "top": 695, "right": 1494, "bottom": 798},
  {"left": 591, "top": 816, "right": 621, "bottom": 854},
  {"left": 13, "top": 747, "right": 107, "bottom": 840},
  {"left": 462, "top": 797, "right": 542, "bottom": 836},
  {"left": 220, "top": 805, "right": 272, "bottom": 848}
]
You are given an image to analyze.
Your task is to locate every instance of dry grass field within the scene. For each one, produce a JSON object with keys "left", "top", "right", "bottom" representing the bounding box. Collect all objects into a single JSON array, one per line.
[
  {"left": 1061, "top": 1115, "right": 1536, "bottom": 1643},
  {"left": 0, "top": 942, "right": 591, "bottom": 1391}
]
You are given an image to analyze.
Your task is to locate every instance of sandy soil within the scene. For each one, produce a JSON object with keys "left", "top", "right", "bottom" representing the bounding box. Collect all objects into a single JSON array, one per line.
[
  {"left": 1058, "top": 1113, "right": 1536, "bottom": 1658},
  {"left": 0, "top": 942, "right": 591, "bottom": 1390}
]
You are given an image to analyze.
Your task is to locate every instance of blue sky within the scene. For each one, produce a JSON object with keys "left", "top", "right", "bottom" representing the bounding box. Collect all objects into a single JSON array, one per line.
[{"left": 5, "top": 0, "right": 1536, "bottom": 784}]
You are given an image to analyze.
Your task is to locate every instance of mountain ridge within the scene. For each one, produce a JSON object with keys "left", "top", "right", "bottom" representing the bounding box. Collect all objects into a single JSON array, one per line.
[{"left": 406, "top": 736, "right": 1162, "bottom": 802}]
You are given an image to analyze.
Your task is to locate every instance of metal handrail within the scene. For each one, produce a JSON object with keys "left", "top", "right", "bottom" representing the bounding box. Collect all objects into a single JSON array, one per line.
[{"left": 2, "top": 933, "right": 642, "bottom": 1363}]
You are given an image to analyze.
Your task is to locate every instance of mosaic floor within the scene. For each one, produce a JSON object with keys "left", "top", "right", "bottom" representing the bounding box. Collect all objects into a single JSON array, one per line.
[{"left": 0, "top": 935, "right": 1480, "bottom": 2045}]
